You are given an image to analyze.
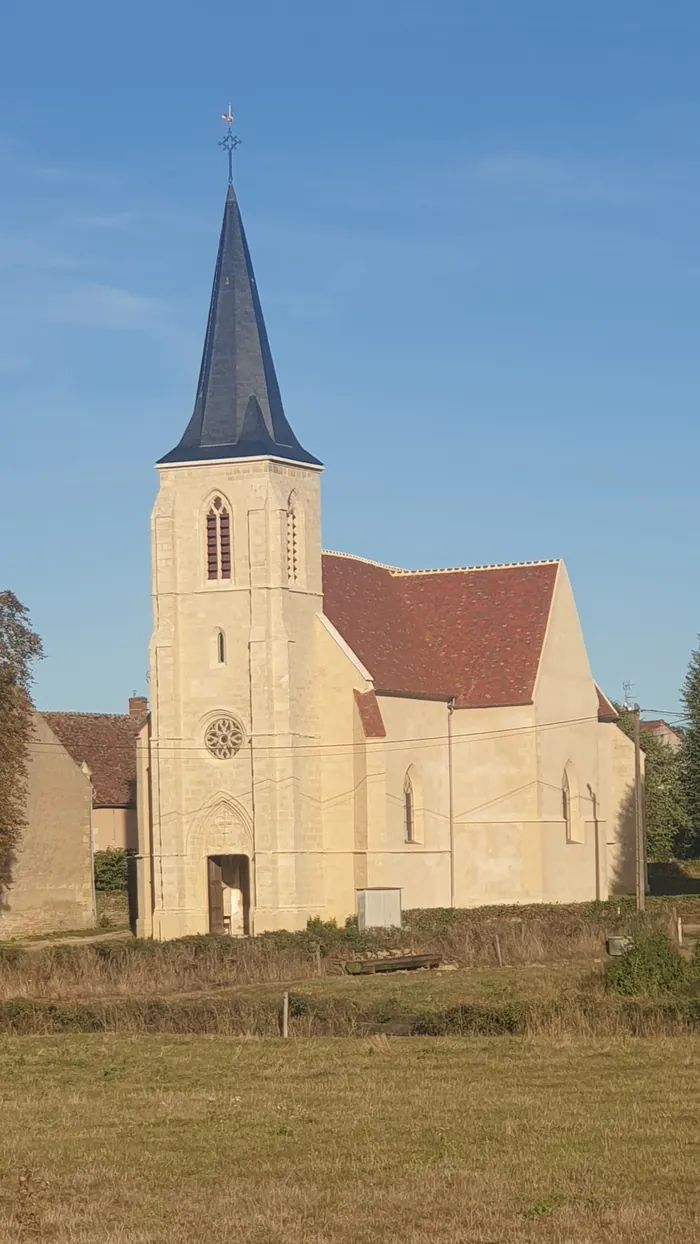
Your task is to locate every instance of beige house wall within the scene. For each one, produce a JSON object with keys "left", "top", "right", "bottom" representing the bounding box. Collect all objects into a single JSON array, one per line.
[
  {"left": 642, "top": 721, "right": 682, "bottom": 752},
  {"left": 0, "top": 715, "right": 96, "bottom": 937},
  {"left": 92, "top": 806, "right": 137, "bottom": 852},
  {"left": 139, "top": 456, "right": 325, "bottom": 938}
]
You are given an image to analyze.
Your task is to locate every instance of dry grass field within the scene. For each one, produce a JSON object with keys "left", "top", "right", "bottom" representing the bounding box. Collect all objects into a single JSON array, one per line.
[{"left": 0, "top": 1034, "right": 697, "bottom": 1243}]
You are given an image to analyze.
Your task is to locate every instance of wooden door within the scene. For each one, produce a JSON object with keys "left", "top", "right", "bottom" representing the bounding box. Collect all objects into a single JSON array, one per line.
[{"left": 208, "top": 858, "right": 224, "bottom": 934}]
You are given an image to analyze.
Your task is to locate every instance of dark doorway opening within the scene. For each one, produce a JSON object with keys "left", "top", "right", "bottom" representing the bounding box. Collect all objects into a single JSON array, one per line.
[{"left": 207, "top": 854, "right": 251, "bottom": 935}]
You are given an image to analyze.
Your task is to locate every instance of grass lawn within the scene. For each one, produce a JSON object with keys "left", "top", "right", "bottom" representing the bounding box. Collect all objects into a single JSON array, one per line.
[{"left": 0, "top": 1035, "right": 697, "bottom": 1242}]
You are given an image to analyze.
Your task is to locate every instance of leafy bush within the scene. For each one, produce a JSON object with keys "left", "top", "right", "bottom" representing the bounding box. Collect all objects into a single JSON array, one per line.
[
  {"left": 605, "top": 934, "right": 688, "bottom": 996},
  {"left": 94, "top": 848, "right": 128, "bottom": 892},
  {"left": 412, "top": 1003, "right": 524, "bottom": 1036}
]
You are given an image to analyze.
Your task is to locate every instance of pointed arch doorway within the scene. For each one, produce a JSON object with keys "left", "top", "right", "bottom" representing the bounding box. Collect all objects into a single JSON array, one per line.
[{"left": 207, "top": 855, "right": 251, "bottom": 935}]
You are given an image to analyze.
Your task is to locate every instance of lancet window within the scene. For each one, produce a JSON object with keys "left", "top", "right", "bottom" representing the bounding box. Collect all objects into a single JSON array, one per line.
[{"left": 206, "top": 497, "right": 232, "bottom": 581}]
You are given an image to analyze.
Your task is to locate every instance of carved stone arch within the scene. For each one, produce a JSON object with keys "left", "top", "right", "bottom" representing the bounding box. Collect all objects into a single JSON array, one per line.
[
  {"left": 200, "top": 487, "right": 233, "bottom": 521},
  {"left": 187, "top": 790, "right": 254, "bottom": 857}
]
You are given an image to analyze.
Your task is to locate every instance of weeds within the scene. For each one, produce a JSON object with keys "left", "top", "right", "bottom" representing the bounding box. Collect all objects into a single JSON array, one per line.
[
  {"left": 0, "top": 900, "right": 697, "bottom": 1015},
  {"left": 605, "top": 934, "right": 691, "bottom": 996}
]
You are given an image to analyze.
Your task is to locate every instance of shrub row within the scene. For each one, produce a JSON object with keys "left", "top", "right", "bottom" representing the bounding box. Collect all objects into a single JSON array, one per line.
[{"left": 1, "top": 990, "right": 698, "bottom": 1037}]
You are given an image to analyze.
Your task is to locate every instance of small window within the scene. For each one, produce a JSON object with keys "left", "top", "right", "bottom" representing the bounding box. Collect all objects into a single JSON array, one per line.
[
  {"left": 217, "top": 631, "right": 226, "bottom": 665},
  {"left": 404, "top": 772, "right": 415, "bottom": 843},
  {"left": 206, "top": 497, "right": 232, "bottom": 581}
]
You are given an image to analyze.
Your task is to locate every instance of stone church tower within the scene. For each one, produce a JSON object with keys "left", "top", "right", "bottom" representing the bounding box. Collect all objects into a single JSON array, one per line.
[{"left": 137, "top": 181, "right": 325, "bottom": 938}]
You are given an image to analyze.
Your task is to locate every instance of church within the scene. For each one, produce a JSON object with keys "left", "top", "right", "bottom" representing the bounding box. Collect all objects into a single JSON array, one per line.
[{"left": 135, "top": 172, "right": 636, "bottom": 939}]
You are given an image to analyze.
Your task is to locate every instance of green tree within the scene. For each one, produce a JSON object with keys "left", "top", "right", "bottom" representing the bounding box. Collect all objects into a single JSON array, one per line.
[
  {"left": 94, "top": 848, "right": 128, "bottom": 892},
  {"left": 0, "top": 592, "right": 43, "bottom": 889},
  {"left": 681, "top": 642, "right": 700, "bottom": 856},
  {"left": 615, "top": 706, "right": 688, "bottom": 861}
]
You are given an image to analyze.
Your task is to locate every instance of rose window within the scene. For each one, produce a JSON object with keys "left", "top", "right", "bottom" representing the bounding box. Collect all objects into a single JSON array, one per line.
[{"left": 204, "top": 716, "right": 245, "bottom": 759}]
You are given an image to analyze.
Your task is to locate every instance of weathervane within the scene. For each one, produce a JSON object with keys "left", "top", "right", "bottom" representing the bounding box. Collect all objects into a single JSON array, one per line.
[{"left": 219, "top": 104, "right": 241, "bottom": 185}]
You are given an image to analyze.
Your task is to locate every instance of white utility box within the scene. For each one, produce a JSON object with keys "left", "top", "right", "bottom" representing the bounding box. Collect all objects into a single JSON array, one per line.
[{"left": 356, "top": 888, "right": 402, "bottom": 931}]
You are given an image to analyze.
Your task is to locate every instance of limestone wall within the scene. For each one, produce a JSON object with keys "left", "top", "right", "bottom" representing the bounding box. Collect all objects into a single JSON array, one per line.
[
  {"left": 316, "top": 615, "right": 370, "bottom": 921},
  {"left": 450, "top": 703, "right": 541, "bottom": 905},
  {"left": 533, "top": 564, "right": 606, "bottom": 902},
  {"left": 368, "top": 695, "right": 450, "bottom": 908},
  {"left": 0, "top": 715, "right": 95, "bottom": 937},
  {"left": 607, "top": 725, "right": 637, "bottom": 894},
  {"left": 144, "top": 457, "right": 325, "bottom": 938}
]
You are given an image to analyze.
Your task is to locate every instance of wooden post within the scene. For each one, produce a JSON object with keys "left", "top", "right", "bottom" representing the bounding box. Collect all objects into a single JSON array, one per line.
[
  {"left": 494, "top": 934, "right": 504, "bottom": 968},
  {"left": 314, "top": 943, "right": 322, "bottom": 976},
  {"left": 633, "top": 705, "right": 646, "bottom": 913},
  {"left": 282, "top": 991, "right": 289, "bottom": 1038},
  {"left": 678, "top": 915, "right": 684, "bottom": 949}
]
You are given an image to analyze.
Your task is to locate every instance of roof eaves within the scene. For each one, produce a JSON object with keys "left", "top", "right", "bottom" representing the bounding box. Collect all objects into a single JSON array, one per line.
[{"left": 323, "top": 550, "right": 561, "bottom": 577}]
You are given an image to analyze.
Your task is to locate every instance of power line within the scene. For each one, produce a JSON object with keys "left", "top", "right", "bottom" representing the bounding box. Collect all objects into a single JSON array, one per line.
[{"left": 31, "top": 710, "right": 608, "bottom": 759}]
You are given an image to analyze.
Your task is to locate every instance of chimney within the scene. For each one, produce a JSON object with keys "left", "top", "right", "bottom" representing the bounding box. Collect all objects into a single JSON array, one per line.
[{"left": 129, "top": 695, "right": 148, "bottom": 718}]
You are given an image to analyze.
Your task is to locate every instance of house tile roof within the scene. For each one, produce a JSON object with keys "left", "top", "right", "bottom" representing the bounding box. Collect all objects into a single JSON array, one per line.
[
  {"left": 41, "top": 711, "right": 147, "bottom": 808},
  {"left": 353, "top": 689, "right": 387, "bottom": 738},
  {"left": 322, "top": 553, "right": 560, "bottom": 708},
  {"left": 640, "top": 719, "right": 684, "bottom": 750}
]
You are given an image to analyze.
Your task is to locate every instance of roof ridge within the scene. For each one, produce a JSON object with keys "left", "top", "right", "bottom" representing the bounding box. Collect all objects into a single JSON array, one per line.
[
  {"left": 42, "top": 710, "right": 137, "bottom": 720},
  {"left": 322, "top": 550, "right": 560, "bottom": 576}
]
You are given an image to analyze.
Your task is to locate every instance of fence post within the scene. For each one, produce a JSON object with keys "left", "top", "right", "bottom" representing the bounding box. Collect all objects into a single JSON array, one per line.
[
  {"left": 282, "top": 990, "right": 289, "bottom": 1038},
  {"left": 314, "top": 943, "right": 322, "bottom": 976},
  {"left": 494, "top": 934, "right": 504, "bottom": 968}
]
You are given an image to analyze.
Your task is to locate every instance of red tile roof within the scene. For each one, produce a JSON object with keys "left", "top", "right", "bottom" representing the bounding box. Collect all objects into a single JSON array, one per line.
[
  {"left": 640, "top": 719, "right": 683, "bottom": 742},
  {"left": 354, "top": 689, "right": 387, "bottom": 738},
  {"left": 596, "top": 687, "right": 619, "bottom": 723},
  {"left": 41, "top": 711, "right": 147, "bottom": 808},
  {"left": 322, "top": 553, "right": 560, "bottom": 708}
]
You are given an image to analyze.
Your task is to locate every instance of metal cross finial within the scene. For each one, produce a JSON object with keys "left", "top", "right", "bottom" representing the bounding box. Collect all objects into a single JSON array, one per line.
[{"left": 219, "top": 104, "right": 241, "bottom": 185}]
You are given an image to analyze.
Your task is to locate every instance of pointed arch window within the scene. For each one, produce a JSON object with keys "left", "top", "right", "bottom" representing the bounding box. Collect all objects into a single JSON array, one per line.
[
  {"left": 404, "top": 771, "right": 415, "bottom": 844},
  {"left": 286, "top": 492, "right": 299, "bottom": 584},
  {"left": 206, "top": 496, "right": 232, "bottom": 581},
  {"left": 217, "top": 630, "right": 226, "bottom": 665},
  {"left": 562, "top": 769, "right": 572, "bottom": 841}
]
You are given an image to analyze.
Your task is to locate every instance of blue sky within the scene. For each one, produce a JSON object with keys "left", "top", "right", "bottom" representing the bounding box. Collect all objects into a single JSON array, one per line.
[{"left": 1, "top": 0, "right": 698, "bottom": 716}]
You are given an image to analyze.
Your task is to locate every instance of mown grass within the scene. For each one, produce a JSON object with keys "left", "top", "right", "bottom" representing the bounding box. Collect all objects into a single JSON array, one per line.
[{"left": 0, "top": 1035, "right": 697, "bottom": 1242}]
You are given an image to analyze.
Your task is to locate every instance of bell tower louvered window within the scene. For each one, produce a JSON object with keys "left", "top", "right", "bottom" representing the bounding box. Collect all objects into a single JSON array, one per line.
[
  {"left": 286, "top": 492, "right": 299, "bottom": 584},
  {"left": 206, "top": 496, "right": 232, "bottom": 581}
]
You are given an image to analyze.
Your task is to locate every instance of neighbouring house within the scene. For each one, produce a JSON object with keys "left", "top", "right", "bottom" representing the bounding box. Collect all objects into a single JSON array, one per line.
[
  {"left": 0, "top": 713, "right": 96, "bottom": 937},
  {"left": 135, "top": 171, "right": 638, "bottom": 939},
  {"left": 43, "top": 697, "right": 148, "bottom": 852},
  {"left": 640, "top": 719, "right": 684, "bottom": 753}
]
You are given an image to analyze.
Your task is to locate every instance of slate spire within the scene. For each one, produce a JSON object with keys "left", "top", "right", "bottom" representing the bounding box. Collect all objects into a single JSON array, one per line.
[{"left": 159, "top": 183, "right": 320, "bottom": 467}]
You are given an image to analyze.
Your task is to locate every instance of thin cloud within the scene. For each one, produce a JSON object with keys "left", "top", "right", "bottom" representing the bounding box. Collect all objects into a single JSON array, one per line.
[
  {"left": 67, "top": 211, "right": 135, "bottom": 231},
  {"left": 53, "top": 282, "right": 169, "bottom": 332},
  {"left": 0, "top": 232, "right": 82, "bottom": 272},
  {"left": 466, "top": 153, "right": 636, "bottom": 205}
]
